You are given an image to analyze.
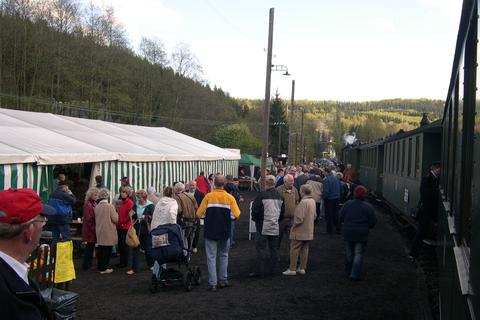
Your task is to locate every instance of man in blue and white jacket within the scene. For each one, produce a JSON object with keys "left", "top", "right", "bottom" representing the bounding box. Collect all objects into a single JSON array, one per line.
[{"left": 250, "top": 175, "right": 284, "bottom": 277}]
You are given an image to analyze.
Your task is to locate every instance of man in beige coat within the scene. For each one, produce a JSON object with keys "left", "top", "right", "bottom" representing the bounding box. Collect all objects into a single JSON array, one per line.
[
  {"left": 276, "top": 174, "right": 299, "bottom": 249},
  {"left": 283, "top": 184, "right": 316, "bottom": 276}
]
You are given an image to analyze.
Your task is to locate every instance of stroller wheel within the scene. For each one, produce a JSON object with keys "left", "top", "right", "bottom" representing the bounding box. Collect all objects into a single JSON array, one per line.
[
  {"left": 183, "top": 271, "right": 193, "bottom": 292},
  {"left": 193, "top": 266, "right": 201, "bottom": 285},
  {"left": 149, "top": 274, "right": 158, "bottom": 294}
]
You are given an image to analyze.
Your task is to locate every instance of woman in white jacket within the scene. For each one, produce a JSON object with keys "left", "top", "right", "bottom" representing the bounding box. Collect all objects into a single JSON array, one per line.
[
  {"left": 150, "top": 187, "right": 178, "bottom": 230},
  {"left": 150, "top": 186, "right": 179, "bottom": 289}
]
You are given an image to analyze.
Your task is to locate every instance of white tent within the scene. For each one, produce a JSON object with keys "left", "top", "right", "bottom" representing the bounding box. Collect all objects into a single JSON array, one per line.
[{"left": 0, "top": 108, "right": 239, "bottom": 199}]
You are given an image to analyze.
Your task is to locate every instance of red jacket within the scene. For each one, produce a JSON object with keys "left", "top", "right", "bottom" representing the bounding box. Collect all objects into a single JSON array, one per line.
[
  {"left": 196, "top": 175, "right": 211, "bottom": 194},
  {"left": 82, "top": 199, "right": 97, "bottom": 243},
  {"left": 117, "top": 198, "right": 134, "bottom": 230}
]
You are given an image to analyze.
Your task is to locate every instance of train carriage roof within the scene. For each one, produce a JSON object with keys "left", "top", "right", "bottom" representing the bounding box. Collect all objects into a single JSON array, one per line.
[{"left": 383, "top": 119, "right": 442, "bottom": 144}]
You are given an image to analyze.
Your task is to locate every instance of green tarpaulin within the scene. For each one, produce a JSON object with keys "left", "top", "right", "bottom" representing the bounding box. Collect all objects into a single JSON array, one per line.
[{"left": 239, "top": 154, "right": 273, "bottom": 167}]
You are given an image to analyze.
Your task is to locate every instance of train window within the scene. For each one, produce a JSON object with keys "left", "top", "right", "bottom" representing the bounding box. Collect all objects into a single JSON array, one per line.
[
  {"left": 396, "top": 141, "right": 400, "bottom": 174},
  {"left": 408, "top": 138, "right": 413, "bottom": 177},
  {"left": 385, "top": 144, "right": 388, "bottom": 173},
  {"left": 415, "top": 136, "right": 420, "bottom": 178},
  {"left": 390, "top": 143, "right": 394, "bottom": 173}
]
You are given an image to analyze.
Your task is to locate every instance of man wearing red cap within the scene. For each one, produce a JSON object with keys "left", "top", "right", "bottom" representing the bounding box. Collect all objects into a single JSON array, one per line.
[
  {"left": 339, "top": 185, "right": 377, "bottom": 281},
  {"left": 0, "top": 188, "right": 56, "bottom": 319}
]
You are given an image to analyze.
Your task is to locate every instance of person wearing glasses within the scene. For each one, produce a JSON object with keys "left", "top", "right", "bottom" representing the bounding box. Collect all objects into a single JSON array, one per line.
[{"left": 0, "top": 188, "right": 56, "bottom": 319}]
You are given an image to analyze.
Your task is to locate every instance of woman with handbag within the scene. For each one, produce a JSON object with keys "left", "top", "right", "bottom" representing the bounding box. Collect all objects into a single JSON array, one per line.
[
  {"left": 95, "top": 189, "right": 118, "bottom": 274},
  {"left": 127, "top": 189, "right": 155, "bottom": 275},
  {"left": 116, "top": 186, "right": 134, "bottom": 269}
]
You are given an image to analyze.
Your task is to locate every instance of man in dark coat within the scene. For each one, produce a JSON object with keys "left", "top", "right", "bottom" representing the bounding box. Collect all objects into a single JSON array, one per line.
[
  {"left": 409, "top": 162, "right": 441, "bottom": 259},
  {"left": 339, "top": 185, "right": 377, "bottom": 281},
  {"left": 0, "top": 188, "right": 56, "bottom": 319},
  {"left": 188, "top": 180, "right": 205, "bottom": 253}
]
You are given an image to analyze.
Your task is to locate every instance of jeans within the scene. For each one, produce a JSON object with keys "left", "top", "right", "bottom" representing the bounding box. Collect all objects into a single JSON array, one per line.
[
  {"left": 52, "top": 223, "right": 71, "bottom": 243},
  {"left": 254, "top": 222, "right": 279, "bottom": 275},
  {"left": 344, "top": 241, "right": 366, "bottom": 279},
  {"left": 324, "top": 198, "right": 340, "bottom": 233},
  {"left": 205, "top": 238, "right": 230, "bottom": 287}
]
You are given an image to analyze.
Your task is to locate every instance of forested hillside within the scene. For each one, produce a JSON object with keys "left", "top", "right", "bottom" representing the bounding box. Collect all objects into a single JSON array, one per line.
[{"left": 0, "top": 0, "right": 243, "bottom": 141}]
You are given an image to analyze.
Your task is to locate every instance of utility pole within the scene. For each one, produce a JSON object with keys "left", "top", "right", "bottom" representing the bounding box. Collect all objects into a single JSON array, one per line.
[
  {"left": 300, "top": 108, "right": 305, "bottom": 164},
  {"left": 278, "top": 125, "right": 282, "bottom": 156},
  {"left": 288, "top": 79, "right": 295, "bottom": 164},
  {"left": 261, "top": 8, "right": 274, "bottom": 190}
]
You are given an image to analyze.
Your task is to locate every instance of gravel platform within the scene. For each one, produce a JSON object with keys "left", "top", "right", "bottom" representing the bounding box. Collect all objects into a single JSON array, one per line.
[{"left": 71, "top": 192, "right": 431, "bottom": 320}]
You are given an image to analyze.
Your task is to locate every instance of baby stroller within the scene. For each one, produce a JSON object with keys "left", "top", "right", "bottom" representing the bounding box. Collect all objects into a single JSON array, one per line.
[{"left": 149, "top": 223, "right": 201, "bottom": 293}]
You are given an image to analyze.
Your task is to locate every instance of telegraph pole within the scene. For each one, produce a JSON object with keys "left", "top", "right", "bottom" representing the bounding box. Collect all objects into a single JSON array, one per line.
[
  {"left": 261, "top": 8, "right": 274, "bottom": 190},
  {"left": 288, "top": 79, "right": 295, "bottom": 164},
  {"left": 300, "top": 108, "right": 305, "bottom": 164}
]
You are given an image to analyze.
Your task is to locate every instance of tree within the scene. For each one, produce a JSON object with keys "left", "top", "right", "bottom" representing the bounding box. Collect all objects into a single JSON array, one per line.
[
  {"left": 170, "top": 42, "right": 203, "bottom": 81},
  {"left": 139, "top": 37, "right": 168, "bottom": 66},
  {"left": 269, "top": 92, "right": 289, "bottom": 156},
  {"left": 213, "top": 123, "right": 261, "bottom": 154}
]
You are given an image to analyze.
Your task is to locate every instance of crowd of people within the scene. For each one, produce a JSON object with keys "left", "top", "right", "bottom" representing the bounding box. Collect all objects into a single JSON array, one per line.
[
  {"left": 0, "top": 161, "right": 380, "bottom": 319},
  {"left": 0, "top": 156, "right": 443, "bottom": 319},
  {"left": 248, "top": 162, "right": 377, "bottom": 281}
]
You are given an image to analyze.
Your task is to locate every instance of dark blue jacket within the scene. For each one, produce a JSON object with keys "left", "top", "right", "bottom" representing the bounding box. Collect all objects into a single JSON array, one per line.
[
  {"left": 339, "top": 199, "right": 377, "bottom": 242},
  {"left": 47, "top": 189, "right": 76, "bottom": 224},
  {"left": 323, "top": 174, "right": 341, "bottom": 200},
  {"left": 0, "top": 257, "right": 50, "bottom": 319}
]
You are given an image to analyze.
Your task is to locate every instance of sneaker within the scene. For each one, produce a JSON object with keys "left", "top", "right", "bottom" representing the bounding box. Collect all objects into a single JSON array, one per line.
[
  {"left": 126, "top": 270, "right": 136, "bottom": 275},
  {"left": 219, "top": 281, "right": 230, "bottom": 288},
  {"left": 192, "top": 248, "right": 198, "bottom": 254},
  {"left": 282, "top": 269, "right": 296, "bottom": 276},
  {"left": 149, "top": 266, "right": 154, "bottom": 271},
  {"left": 207, "top": 286, "right": 217, "bottom": 292},
  {"left": 100, "top": 268, "right": 113, "bottom": 274},
  {"left": 296, "top": 269, "right": 306, "bottom": 275}
]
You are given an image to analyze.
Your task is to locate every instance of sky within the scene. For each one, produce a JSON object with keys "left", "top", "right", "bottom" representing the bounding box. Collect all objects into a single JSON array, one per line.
[{"left": 88, "top": 0, "right": 462, "bottom": 101}]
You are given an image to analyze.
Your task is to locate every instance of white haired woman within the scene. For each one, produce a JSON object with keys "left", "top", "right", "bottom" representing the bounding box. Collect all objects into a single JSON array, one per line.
[
  {"left": 82, "top": 187, "right": 99, "bottom": 270},
  {"left": 95, "top": 189, "right": 119, "bottom": 274},
  {"left": 283, "top": 184, "right": 316, "bottom": 276}
]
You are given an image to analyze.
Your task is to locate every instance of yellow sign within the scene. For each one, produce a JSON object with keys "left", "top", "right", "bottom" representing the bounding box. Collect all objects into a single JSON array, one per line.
[{"left": 54, "top": 241, "right": 76, "bottom": 283}]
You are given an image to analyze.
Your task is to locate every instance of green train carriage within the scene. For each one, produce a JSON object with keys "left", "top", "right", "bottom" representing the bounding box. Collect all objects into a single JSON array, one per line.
[{"left": 382, "top": 121, "right": 441, "bottom": 218}]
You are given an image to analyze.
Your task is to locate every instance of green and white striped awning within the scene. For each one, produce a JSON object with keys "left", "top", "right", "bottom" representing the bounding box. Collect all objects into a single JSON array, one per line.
[
  {"left": 0, "top": 159, "right": 239, "bottom": 202},
  {"left": 96, "top": 160, "right": 239, "bottom": 195}
]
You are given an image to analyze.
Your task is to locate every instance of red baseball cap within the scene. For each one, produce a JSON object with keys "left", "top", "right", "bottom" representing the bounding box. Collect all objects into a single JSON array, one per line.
[
  {"left": 354, "top": 185, "right": 368, "bottom": 199},
  {"left": 0, "top": 188, "right": 56, "bottom": 224}
]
